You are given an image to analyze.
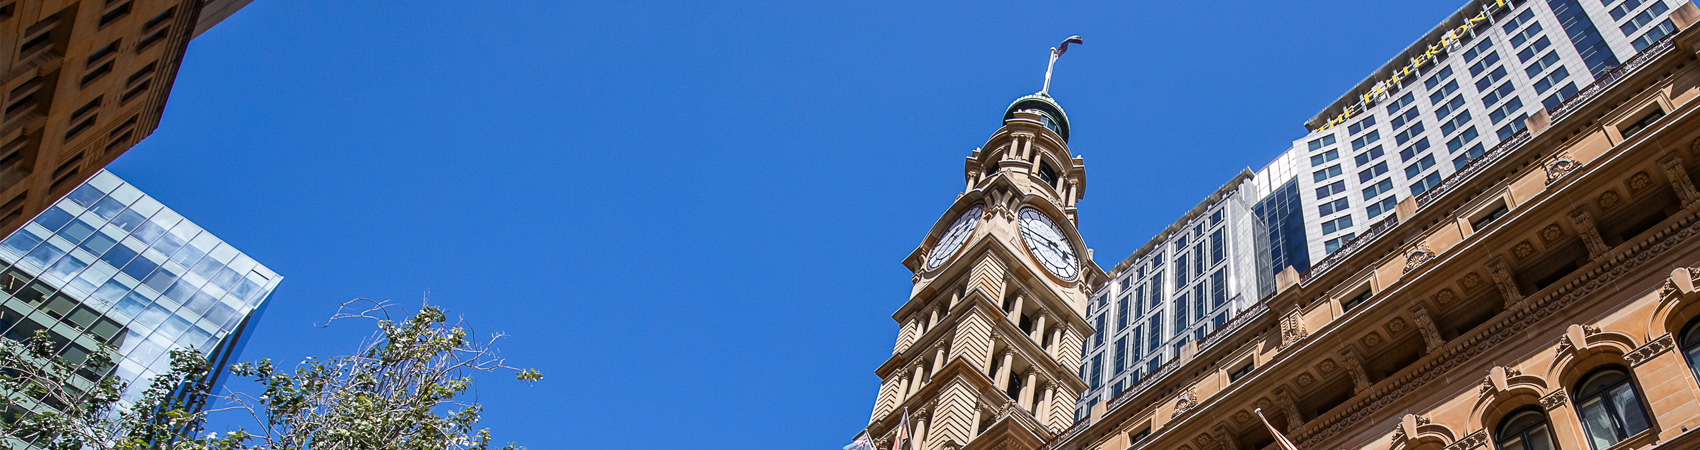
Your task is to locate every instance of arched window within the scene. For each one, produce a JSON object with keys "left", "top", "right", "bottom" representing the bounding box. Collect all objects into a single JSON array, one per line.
[
  {"left": 1496, "top": 408, "right": 1558, "bottom": 450},
  {"left": 1573, "top": 366, "right": 1651, "bottom": 449},
  {"left": 1683, "top": 317, "right": 1700, "bottom": 383}
]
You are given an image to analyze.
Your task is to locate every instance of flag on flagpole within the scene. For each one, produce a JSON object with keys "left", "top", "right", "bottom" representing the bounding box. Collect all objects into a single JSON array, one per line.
[
  {"left": 1255, "top": 408, "right": 1302, "bottom": 450},
  {"left": 844, "top": 431, "right": 874, "bottom": 450},
  {"left": 892, "top": 409, "right": 913, "bottom": 450},
  {"left": 1052, "top": 35, "right": 1085, "bottom": 56}
]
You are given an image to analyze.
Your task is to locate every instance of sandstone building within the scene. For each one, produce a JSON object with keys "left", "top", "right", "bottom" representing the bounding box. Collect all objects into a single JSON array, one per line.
[
  {"left": 864, "top": 2, "right": 1700, "bottom": 450},
  {"left": 0, "top": 0, "right": 251, "bottom": 237}
]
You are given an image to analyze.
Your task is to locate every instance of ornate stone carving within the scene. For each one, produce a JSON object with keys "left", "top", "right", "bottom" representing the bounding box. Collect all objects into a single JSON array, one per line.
[
  {"left": 1554, "top": 325, "right": 1601, "bottom": 355},
  {"left": 1599, "top": 190, "right": 1622, "bottom": 209},
  {"left": 1460, "top": 273, "right": 1483, "bottom": 290},
  {"left": 1545, "top": 156, "right": 1581, "bottom": 185},
  {"left": 1512, "top": 241, "right": 1536, "bottom": 259},
  {"left": 1444, "top": 431, "right": 1488, "bottom": 450},
  {"left": 1175, "top": 388, "right": 1199, "bottom": 414},
  {"left": 1214, "top": 424, "right": 1241, "bottom": 450},
  {"left": 1295, "top": 372, "right": 1316, "bottom": 388},
  {"left": 1391, "top": 414, "right": 1433, "bottom": 446},
  {"left": 1541, "top": 390, "right": 1568, "bottom": 410},
  {"left": 1409, "top": 304, "right": 1446, "bottom": 352},
  {"left": 1663, "top": 157, "right": 1700, "bottom": 207},
  {"left": 1340, "top": 347, "right": 1372, "bottom": 392},
  {"left": 1404, "top": 246, "right": 1436, "bottom": 274},
  {"left": 1360, "top": 332, "right": 1384, "bottom": 348},
  {"left": 1540, "top": 224, "right": 1565, "bottom": 243},
  {"left": 1316, "top": 359, "right": 1339, "bottom": 374},
  {"left": 1387, "top": 317, "right": 1408, "bottom": 333},
  {"left": 1233, "top": 410, "right": 1253, "bottom": 426},
  {"left": 1273, "top": 388, "right": 1304, "bottom": 426},
  {"left": 1434, "top": 289, "right": 1458, "bottom": 304},
  {"left": 1478, "top": 366, "right": 1522, "bottom": 395},
  {"left": 1570, "top": 208, "right": 1609, "bottom": 259},
  {"left": 1486, "top": 256, "right": 1522, "bottom": 306},
  {"left": 1280, "top": 307, "right": 1307, "bottom": 348},
  {"left": 1629, "top": 171, "right": 1652, "bottom": 192},
  {"left": 1625, "top": 334, "right": 1677, "bottom": 367}
]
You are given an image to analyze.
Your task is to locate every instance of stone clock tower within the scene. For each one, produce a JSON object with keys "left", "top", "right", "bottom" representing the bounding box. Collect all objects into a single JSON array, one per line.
[{"left": 863, "top": 92, "right": 1107, "bottom": 450}]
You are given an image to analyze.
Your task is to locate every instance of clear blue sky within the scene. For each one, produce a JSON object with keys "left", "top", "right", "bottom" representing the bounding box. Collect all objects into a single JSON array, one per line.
[{"left": 110, "top": 1, "right": 1460, "bottom": 448}]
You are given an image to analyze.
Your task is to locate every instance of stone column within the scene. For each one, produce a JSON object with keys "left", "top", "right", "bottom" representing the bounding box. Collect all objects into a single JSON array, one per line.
[
  {"left": 930, "top": 308, "right": 941, "bottom": 329},
  {"left": 933, "top": 347, "right": 948, "bottom": 376},
  {"left": 895, "top": 369, "right": 911, "bottom": 403},
  {"left": 1019, "top": 371, "right": 1038, "bottom": 409},
  {"left": 1048, "top": 327, "right": 1064, "bottom": 356},
  {"left": 911, "top": 365, "right": 928, "bottom": 395},
  {"left": 1030, "top": 314, "right": 1048, "bottom": 343},
  {"left": 994, "top": 351, "right": 1015, "bottom": 391},
  {"left": 1039, "top": 385, "right": 1056, "bottom": 430},
  {"left": 914, "top": 417, "right": 930, "bottom": 450},
  {"left": 1007, "top": 294, "right": 1025, "bottom": 324}
]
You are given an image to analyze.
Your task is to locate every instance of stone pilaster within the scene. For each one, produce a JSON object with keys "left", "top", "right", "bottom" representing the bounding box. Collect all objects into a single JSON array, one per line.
[
  {"left": 1408, "top": 303, "right": 1446, "bottom": 352},
  {"left": 1662, "top": 157, "right": 1700, "bottom": 207},
  {"left": 949, "top": 311, "right": 995, "bottom": 374},
  {"left": 1569, "top": 208, "right": 1609, "bottom": 259},
  {"left": 926, "top": 380, "right": 981, "bottom": 449}
]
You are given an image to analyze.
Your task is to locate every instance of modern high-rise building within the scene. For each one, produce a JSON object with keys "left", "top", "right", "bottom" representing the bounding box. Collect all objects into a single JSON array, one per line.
[
  {"left": 1073, "top": 0, "right": 1698, "bottom": 419},
  {"left": 0, "top": 169, "right": 278, "bottom": 409},
  {"left": 860, "top": 93, "right": 1105, "bottom": 450},
  {"left": 0, "top": 0, "right": 254, "bottom": 239}
]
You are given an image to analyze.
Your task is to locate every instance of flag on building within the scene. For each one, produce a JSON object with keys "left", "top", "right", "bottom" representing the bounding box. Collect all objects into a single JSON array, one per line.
[
  {"left": 892, "top": 410, "right": 912, "bottom": 450},
  {"left": 1255, "top": 408, "right": 1301, "bottom": 450},
  {"left": 844, "top": 432, "right": 874, "bottom": 450}
]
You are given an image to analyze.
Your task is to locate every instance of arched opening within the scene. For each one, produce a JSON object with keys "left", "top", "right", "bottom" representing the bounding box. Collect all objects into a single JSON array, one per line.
[
  {"left": 1683, "top": 316, "right": 1700, "bottom": 384},
  {"left": 1037, "top": 161, "right": 1059, "bottom": 189},
  {"left": 1495, "top": 407, "right": 1558, "bottom": 450},
  {"left": 1572, "top": 366, "right": 1651, "bottom": 449}
]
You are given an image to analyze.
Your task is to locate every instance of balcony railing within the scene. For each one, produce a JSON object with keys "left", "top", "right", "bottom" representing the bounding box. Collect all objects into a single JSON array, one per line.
[
  {"left": 1550, "top": 35, "right": 1675, "bottom": 124},
  {"left": 1415, "top": 129, "right": 1530, "bottom": 207},
  {"left": 1299, "top": 214, "right": 1398, "bottom": 284}
]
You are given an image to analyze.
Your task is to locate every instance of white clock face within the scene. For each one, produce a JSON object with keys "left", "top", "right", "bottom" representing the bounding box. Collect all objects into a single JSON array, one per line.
[
  {"left": 926, "top": 204, "right": 985, "bottom": 270},
  {"left": 1018, "top": 208, "right": 1080, "bottom": 280}
]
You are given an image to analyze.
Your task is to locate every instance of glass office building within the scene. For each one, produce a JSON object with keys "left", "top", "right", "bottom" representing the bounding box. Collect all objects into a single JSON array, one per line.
[{"left": 0, "top": 170, "right": 279, "bottom": 408}]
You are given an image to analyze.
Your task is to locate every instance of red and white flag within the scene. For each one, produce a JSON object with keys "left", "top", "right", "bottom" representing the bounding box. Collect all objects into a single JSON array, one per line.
[
  {"left": 891, "top": 410, "right": 912, "bottom": 450},
  {"left": 1255, "top": 408, "right": 1301, "bottom": 450}
]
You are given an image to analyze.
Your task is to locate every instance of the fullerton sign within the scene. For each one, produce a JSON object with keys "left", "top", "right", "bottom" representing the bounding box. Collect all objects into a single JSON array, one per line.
[{"left": 1316, "top": 0, "right": 1511, "bottom": 131}]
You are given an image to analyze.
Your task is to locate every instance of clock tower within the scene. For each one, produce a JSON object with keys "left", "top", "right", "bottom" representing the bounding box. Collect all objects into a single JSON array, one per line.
[{"left": 862, "top": 91, "right": 1107, "bottom": 450}]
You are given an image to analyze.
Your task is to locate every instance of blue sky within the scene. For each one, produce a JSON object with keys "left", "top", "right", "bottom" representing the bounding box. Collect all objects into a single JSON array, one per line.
[{"left": 109, "top": 1, "right": 1461, "bottom": 448}]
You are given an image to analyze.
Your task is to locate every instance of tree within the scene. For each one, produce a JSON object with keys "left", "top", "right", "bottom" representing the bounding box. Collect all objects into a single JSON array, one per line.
[{"left": 0, "top": 299, "right": 539, "bottom": 450}]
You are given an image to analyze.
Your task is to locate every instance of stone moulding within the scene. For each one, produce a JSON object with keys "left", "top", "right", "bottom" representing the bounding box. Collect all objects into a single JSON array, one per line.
[{"left": 1623, "top": 334, "right": 1676, "bottom": 367}]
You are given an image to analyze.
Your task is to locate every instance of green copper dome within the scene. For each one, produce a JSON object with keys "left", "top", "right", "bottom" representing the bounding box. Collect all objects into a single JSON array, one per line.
[{"left": 1003, "top": 93, "right": 1070, "bottom": 142}]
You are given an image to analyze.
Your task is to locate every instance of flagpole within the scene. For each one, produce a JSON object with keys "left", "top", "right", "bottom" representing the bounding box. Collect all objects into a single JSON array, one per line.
[{"left": 1042, "top": 48, "right": 1059, "bottom": 94}]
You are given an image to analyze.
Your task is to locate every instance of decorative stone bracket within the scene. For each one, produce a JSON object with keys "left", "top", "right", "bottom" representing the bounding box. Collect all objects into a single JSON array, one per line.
[{"left": 1624, "top": 334, "right": 1676, "bottom": 367}]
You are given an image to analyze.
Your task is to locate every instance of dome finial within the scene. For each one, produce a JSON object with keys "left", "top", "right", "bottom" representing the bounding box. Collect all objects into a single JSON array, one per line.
[{"left": 1042, "top": 35, "right": 1084, "bottom": 94}]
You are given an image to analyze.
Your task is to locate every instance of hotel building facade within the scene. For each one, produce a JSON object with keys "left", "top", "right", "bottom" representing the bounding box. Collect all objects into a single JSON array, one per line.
[{"left": 864, "top": 2, "right": 1700, "bottom": 450}]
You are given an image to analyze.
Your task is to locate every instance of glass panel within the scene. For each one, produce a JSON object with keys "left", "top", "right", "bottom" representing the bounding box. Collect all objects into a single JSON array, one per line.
[
  {"left": 1608, "top": 384, "right": 1650, "bottom": 437},
  {"left": 1527, "top": 424, "right": 1554, "bottom": 450},
  {"left": 1501, "top": 436, "right": 1526, "bottom": 450},
  {"left": 1578, "top": 397, "right": 1619, "bottom": 449}
]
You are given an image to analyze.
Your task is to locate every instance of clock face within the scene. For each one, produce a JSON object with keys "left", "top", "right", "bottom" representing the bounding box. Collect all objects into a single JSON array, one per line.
[
  {"left": 925, "top": 204, "right": 985, "bottom": 270},
  {"left": 1018, "top": 208, "right": 1080, "bottom": 280}
]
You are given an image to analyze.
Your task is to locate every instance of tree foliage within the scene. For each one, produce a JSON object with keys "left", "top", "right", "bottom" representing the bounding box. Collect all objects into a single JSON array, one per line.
[{"left": 0, "top": 299, "right": 537, "bottom": 450}]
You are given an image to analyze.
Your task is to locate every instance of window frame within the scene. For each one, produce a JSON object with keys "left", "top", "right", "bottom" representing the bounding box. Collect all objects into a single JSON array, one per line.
[{"left": 1571, "top": 365, "right": 1653, "bottom": 449}]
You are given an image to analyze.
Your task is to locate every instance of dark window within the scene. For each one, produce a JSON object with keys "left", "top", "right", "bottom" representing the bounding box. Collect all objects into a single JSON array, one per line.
[
  {"left": 1341, "top": 289, "right": 1372, "bottom": 311},
  {"left": 1228, "top": 361, "right": 1254, "bottom": 382},
  {"left": 1682, "top": 317, "right": 1700, "bottom": 383},
  {"left": 1472, "top": 204, "right": 1511, "bottom": 231},
  {"left": 1496, "top": 408, "right": 1558, "bottom": 450},
  {"left": 1573, "top": 366, "right": 1651, "bottom": 449},
  {"left": 1620, "top": 108, "right": 1666, "bottom": 138},
  {"left": 1038, "top": 161, "right": 1059, "bottom": 188}
]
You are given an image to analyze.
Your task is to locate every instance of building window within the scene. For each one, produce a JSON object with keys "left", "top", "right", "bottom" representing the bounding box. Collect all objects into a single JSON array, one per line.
[
  {"left": 1117, "top": 295, "right": 1130, "bottom": 330},
  {"left": 1534, "top": 67, "right": 1570, "bottom": 94},
  {"left": 1620, "top": 1, "right": 1671, "bottom": 35},
  {"left": 1490, "top": 98, "right": 1524, "bottom": 124},
  {"left": 1442, "top": 111, "right": 1474, "bottom": 136},
  {"left": 1498, "top": 115, "right": 1529, "bottom": 140},
  {"left": 1347, "top": 117, "right": 1377, "bottom": 136},
  {"left": 1454, "top": 143, "right": 1488, "bottom": 170},
  {"left": 1681, "top": 317, "right": 1700, "bottom": 383},
  {"left": 1038, "top": 161, "right": 1059, "bottom": 188},
  {"left": 1318, "top": 198, "right": 1350, "bottom": 216},
  {"left": 1390, "top": 107, "right": 1421, "bottom": 130},
  {"left": 1610, "top": 0, "right": 1653, "bottom": 20},
  {"left": 1474, "top": 65, "right": 1507, "bottom": 91},
  {"left": 1313, "top": 164, "right": 1343, "bottom": 182},
  {"left": 1429, "top": 80, "right": 1460, "bottom": 104},
  {"left": 1424, "top": 66, "right": 1455, "bottom": 92},
  {"left": 1483, "top": 82, "right": 1517, "bottom": 107},
  {"left": 1363, "top": 178, "right": 1395, "bottom": 200},
  {"left": 1543, "top": 83, "right": 1580, "bottom": 110},
  {"left": 1448, "top": 127, "right": 1480, "bottom": 153},
  {"left": 1351, "top": 130, "right": 1381, "bottom": 151},
  {"left": 1385, "top": 92, "right": 1417, "bottom": 115},
  {"left": 1400, "top": 138, "right": 1432, "bottom": 162},
  {"left": 1341, "top": 288, "right": 1372, "bottom": 311},
  {"left": 1354, "top": 146, "right": 1385, "bottom": 166},
  {"left": 1114, "top": 337, "right": 1128, "bottom": 371},
  {"left": 1228, "top": 361, "right": 1254, "bottom": 382},
  {"left": 1495, "top": 408, "right": 1558, "bottom": 450},
  {"left": 1308, "top": 135, "right": 1338, "bottom": 151},
  {"left": 1632, "top": 19, "right": 1676, "bottom": 51},
  {"left": 1517, "top": 36, "right": 1552, "bottom": 63},
  {"left": 1405, "top": 154, "right": 1436, "bottom": 178},
  {"left": 1410, "top": 172, "right": 1443, "bottom": 196},
  {"left": 1509, "top": 21, "right": 1544, "bottom": 47},
  {"left": 1322, "top": 216, "right": 1354, "bottom": 235},
  {"left": 1573, "top": 366, "right": 1652, "bottom": 449},
  {"left": 1366, "top": 196, "right": 1398, "bottom": 218},
  {"left": 1210, "top": 229, "right": 1225, "bottom": 264},
  {"left": 1358, "top": 162, "right": 1389, "bottom": 183},
  {"left": 1525, "top": 52, "right": 1561, "bottom": 78},
  {"left": 1395, "top": 122, "right": 1426, "bottom": 145},
  {"left": 1316, "top": 181, "right": 1347, "bottom": 199},
  {"left": 1324, "top": 233, "right": 1356, "bottom": 253}
]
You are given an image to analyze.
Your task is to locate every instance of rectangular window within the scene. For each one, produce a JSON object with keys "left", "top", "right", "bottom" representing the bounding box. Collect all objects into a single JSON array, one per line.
[
  {"left": 1534, "top": 66, "right": 1570, "bottom": 94},
  {"left": 1490, "top": 98, "right": 1523, "bottom": 124},
  {"left": 1211, "top": 270, "right": 1226, "bottom": 307},
  {"left": 1209, "top": 229, "right": 1224, "bottom": 264},
  {"left": 1447, "top": 127, "right": 1480, "bottom": 153},
  {"left": 1324, "top": 233, "right": 1357, "bottom": 253},
  {"left": 1147, "top": 318, "right": 1162, "bottom": 352},
  {"left": 1347, "top": 116, "right": 1377, "bottom": 136},
  {"left": 1395, "top": 122, "right": 1426, "bottom": 145},
  {"left": 1509, "top": 21, "right": 1544, "bottom": 47},
  {"left": 1516, "top": 36, "right": 1552, "bottom": 62},
  {"left": 1497, "top": 115, "right": 1529, "bottom": 140},
  {"left": 1441, "top": 111, "right": 1473, "bottom": 136},
  {"left": 1385, "top": 92, "right": 1417, "bottom": 114},
  {"left": 1501, "top": 8, "right": 1536, "bottom": 33},
  {"left": 1114, "top": 337, "right": 1128, "bottom": 372},
  {"left": 1351, "top": 130, "right": 1380, "bottom": 150},
  {"left": 1482, "top": 81, "right": 1517, "bottom": 107},
  {"left": 1116, "top": 295, "right": 1130, "bottom": 330},
  {"left": 1389, "top": 107, "right": 1422, "bottom": 130},
  {"left": 1621, "top": 1, "right": 1672, "bottom": 34},
  {"left": 1610, "top": 0, "right": 1651, "bottom": 20},
  {"left": 1399, "top": 137, "right": 1432, "bottom": 162},
  {"left": 1353, "top": 146, "right": 1385, "bottom": 166},
  {"left": 1404, "top": 154, "right": 1436, "bottom": 178},
  {"left": 1410, "top": 171, "right": 1443, "bottom": 195},
  {"left": 1318, "top": 197, "right": 1350, "bottom": 216},
  {"left": 1321, "top": 215, "right": 1354, "bottom": 235},
  {"left": 1462, "top": 38, "right": 1495, "bottom": 62},
  {"left": 1366, "top": 196, "right": 1398, "bottom": 218},
  {"left": 1093, "top": 315, "right": 1106, "bottom": 348},
  {"left": 1633, "top": 19, "right": 1677, "bottom": 50},
  {"left": 1434, "top": 96, "right": 1467, "bottom": 120},
  {"left": 1358, "top": 161, "right": 1389, "bottom": 183},
  {"left": 1089, "top": 354, "right": 1103, "bottom": 389},
  {"left": 1525, "top": 52, "right": 1561, "bottom": 77},
  {"left": 1307, "top": 135, "right": 1338, "bottom": 151},
  {"left": 1428, "top": 80, "right": 1460, "bottom": 104},
  {"left": 1315, "top": 180, "right": 1346, "bottom": 199},
  {"left": 1453, "top": 143, "right": 1487, "bottom": 169},
  {"left": 1313, "top": 164, "right": 1343, "bottom": 182},
  {"left": 1174, "top": 295, "right": 1189, "bottom": 330},
  {"left": 1542, "top": 82, "right": 1579, "bottom": 110},
  {"left": 1341, "top": 289, "right": 1373, "bottom": 311},
  {"left": 1193, "top": 282, "right": 1206, "bottom": 318},
  {"left": 1469, "top": 51, "right": 1502, "bottom": 77},
  {"left": 1363, "top": 178, "right": 1395, "bottom": 200},
  {"left": 1423, "top": 66, "right": 1455, "bottom": 91},
  {"left": 1474, "top": 65, "right": 1507, "bottom": 91},
  {"left": 1174, "top": 253, "right": 1189, "bottom": 286}
]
